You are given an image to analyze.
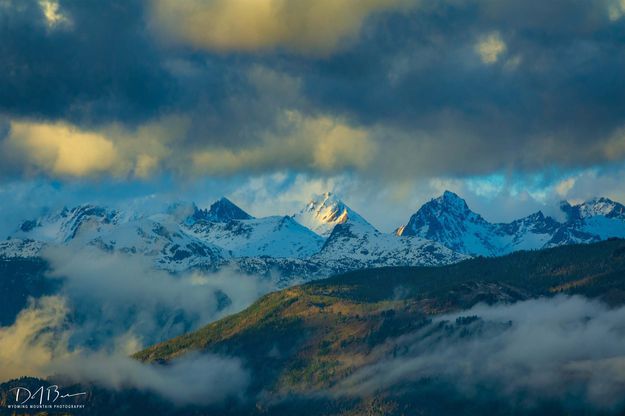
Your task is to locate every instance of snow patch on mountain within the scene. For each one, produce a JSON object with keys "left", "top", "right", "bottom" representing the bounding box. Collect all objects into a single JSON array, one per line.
[
  {"left": 314, "top": 220, "right": 468, "bottom": 270},
  {"left": 196, "top": 197, "right": 254, "bottom": 223},
  {"left": 187, "top": 215, "right": 324, "bottom": 259},
  {"left": 0, "top": 239, "right": 44, "bottom": 259}
]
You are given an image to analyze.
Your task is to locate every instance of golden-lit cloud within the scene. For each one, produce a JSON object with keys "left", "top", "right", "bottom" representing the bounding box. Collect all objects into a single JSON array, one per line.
[
  {"left": 2, "top": 116, "right": 188, "bottom": 179},
  {"left": 602, "top": 127, "right": 625, "bottom": 161},
  {"left": 1, "top": 112, "right": 374, "bottom": 178},
  {"left": 6, "top": 120, "right": 120, "bottom": 177},
  {"left": 105, "top": 114, "right": 189, "bottom": 178},
  {"left": 149, "top": 0, "right": 416, "bottom": 54},
  {"left": 192, "top": 111, "right": 376, "bottom": 174},
  {"left": 0, "top": 296, "right": 74, "bottom": 381},
  {"left": 609, "top": 0, "right": 625, "bottom": 20},
  {"left": 555, "top": 177, "right": 577, "bottom": 197},
  {"left": 38, "top": 0, "right": 71, "bottom": 28},
  {"left": 475, "top": 32, "right": 507, "bottom": 64}
]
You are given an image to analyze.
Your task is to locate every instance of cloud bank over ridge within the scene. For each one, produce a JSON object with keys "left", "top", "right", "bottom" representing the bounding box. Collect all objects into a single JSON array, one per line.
[
  {"left": 339, "top": 296, "right": 625, "bottom": 409},
  {"left": 0, "top": 246, "right": 275, "bottom": 403}
]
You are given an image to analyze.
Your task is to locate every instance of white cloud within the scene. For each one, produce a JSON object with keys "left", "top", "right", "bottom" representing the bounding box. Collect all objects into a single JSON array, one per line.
[
  {"left": 0, "top": 295, "right": 249, "bottom": 404},
  {"left": 230, "top": 173, "right": 348, "bottom": 218},
  {"left": 338, "top": 296, "right": 625, "bottom": 408},
  {"left": 475, "top": 32, "right": 507, "bottom": 64},
  {"left": 0, "top": 246, "right": 273, "bottom": 403},
  {"left": 43, "top": 246, "right": 275, "bottom": 347},
  {"left": 0, "top": 296, "right": 73, "bottom": 381}
]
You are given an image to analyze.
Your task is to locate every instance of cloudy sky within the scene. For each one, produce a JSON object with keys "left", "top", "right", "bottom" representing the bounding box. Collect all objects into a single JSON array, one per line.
[{"left": 2, "top": 0, "right": 625, "bottom": 232}]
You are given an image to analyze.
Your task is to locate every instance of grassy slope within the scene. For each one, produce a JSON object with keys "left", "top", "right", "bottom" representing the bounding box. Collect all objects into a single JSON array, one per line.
[{"left": 136, "top": 239, "right": 625, "bottom": 399}]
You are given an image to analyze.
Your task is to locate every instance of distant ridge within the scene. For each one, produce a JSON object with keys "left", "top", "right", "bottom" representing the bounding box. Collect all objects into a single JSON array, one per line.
[
  {"left": 397, "top": 191, "right": 625, "bottom": 256},
  {"left": 4, "top": 191, "right": 625, "bottom": 283}
]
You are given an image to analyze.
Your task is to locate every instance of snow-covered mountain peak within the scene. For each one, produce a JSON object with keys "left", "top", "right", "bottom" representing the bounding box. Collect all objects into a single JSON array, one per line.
[
  {"left": 397, "top": 191, "right": 485, "bottom": 238},
  {"left": 293, "top": 192, "right": 372, "bottom": 237},
  {"left": 511, "top": 210, "right": 553, "bottom": 225},
  {"left": 531, "top": 210, "right": 545, "bottom": 219},
  {"left": 497, "top": 210, "right": 560, "bottom": 246},
  {"left": 16, "top": 204, "right": 123, "bottom": 243},
  {"left": 567, "top": 197, "right": 625, "bottom": 220},
  {"left": 197, "top": 197, "right": 254, "bottom": 222},
  {"left": 554, "top": 197, "right": 625, "bottom": 241},
  {"left": 516, "top": 211, "right": 545, "bottom": 222},
  {"left": 432, "top": 191, "right": 473, "bottom": 216},
  {"left": 442, "top": 189, "right": 467, "bottom": 203},
  {"left": 397, "top": 191, "right": 625, "bottom": 257}
]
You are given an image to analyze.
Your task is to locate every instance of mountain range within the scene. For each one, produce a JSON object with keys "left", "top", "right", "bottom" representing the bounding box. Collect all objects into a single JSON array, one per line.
[
  {"left": 397, "top": 191, "right": 625, "bottom": 256},
  {"left": 3, "top": 191, "right": 625, "bottom": 283}
]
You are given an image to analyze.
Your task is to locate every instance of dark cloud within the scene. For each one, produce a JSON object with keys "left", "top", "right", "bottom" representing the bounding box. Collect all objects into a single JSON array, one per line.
[
  {"left": 293, "top": 0, "right": 625, "bottom": 175},
  {"left": 0, "top": 0, "right": 174, "bottom": 124},
  {"left": 1, "top": 0, "right": 625, "bottom": 179}
]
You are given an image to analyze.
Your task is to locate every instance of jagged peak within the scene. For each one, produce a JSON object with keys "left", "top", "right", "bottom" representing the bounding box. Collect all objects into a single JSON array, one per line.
[
  {"left": 442, "top": 189, "right": 463, "bottom": 200},
  {"left": 409, "top": 191, "right": 474, "bottom": 220},
  {"left": 201, "top": 197, "right": 253, "bottom": 222},
  {"left": 397, "top": 191, "right": 484, "bottom": 238},
  {"left": 503, "top": 210, "right": 549, "bottom": 227},
  {"left": 519, "top": 210, "right": 546, "bottom": 221},
  {"left": 560, "top": 196, "right": 625, "bottom": 221},
  {"left": 586, "top": 196, "right": 615, "bottom": 204},
  {"left": 499, "top": 210, "right": 560, "bottom": 235},
  {"left": 16, "top": 203, "right": 116, "bottom": 234},
  {"left": 294, "top": 192, "right": 371, "bottom": 237},
  {"left": 304, "top": 192, "right": 341, "bottom": 210},
  {"left": 579, "top": 196, "right": 622, "bottom": 210},
  {"left": 68, "top": 203, "right": 110, "bottom": 214},
  {"left": 62, "top": 204, "right": 120, "bottom": 225},
  {"left": 436, "top": 190, "right": 471, "bottom": 210}
]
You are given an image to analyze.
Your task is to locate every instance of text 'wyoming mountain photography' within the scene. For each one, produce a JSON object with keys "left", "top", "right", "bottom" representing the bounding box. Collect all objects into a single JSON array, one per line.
[{"left": 3, "top": 1, "right": 625, "bottom": 415}]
